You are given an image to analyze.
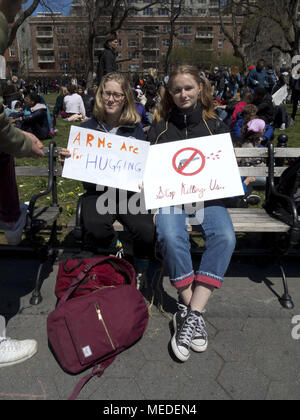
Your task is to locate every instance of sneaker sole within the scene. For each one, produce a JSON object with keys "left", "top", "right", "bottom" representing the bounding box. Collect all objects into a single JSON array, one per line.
[
  {"left": 0, "top": 343, "right": 37, "bottom": 368},
  {"left": 190, "top": 340, "right": 208, "bottom": 353},
  {"left": 171, "top": 314, "right": 190, "bottom": 362}
]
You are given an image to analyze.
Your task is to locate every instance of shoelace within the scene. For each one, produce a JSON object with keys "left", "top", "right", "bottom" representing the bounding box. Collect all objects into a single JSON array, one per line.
[
  {"left": 195, "top": 315, "right": 208, "bottom": 339},
  {"left": 179, "top": 314, "right": 198, "bottom": 347}
]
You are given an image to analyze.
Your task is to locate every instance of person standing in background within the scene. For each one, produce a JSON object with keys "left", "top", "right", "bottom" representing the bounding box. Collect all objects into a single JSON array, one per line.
[{"left": 97, "top": 33, "right": 119, "bottom": 84}]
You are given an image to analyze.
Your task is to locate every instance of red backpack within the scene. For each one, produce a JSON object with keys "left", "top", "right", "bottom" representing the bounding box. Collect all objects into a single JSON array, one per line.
[
  {"left": 47, "top": 256, "right": 149, "bottom": 400},
  {"left": 55, "top": 255, "right": 135, "bottom": 300}
]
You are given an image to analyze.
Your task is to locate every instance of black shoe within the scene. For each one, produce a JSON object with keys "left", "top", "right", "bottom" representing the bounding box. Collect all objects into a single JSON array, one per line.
[
  {"left": 171, "top": 304, "right": 197, "bottom": 362},
  {"left": 246, "top": 195, "right": 261, "bottom": 206}
]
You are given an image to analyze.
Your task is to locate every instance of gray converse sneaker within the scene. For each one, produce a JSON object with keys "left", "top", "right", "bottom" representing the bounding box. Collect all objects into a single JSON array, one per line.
[
  {"left": 171, "top": 304, "right": 198, "bottom": 362},
  {"left": 0, "top": 337, "right": 38, "bottom": 367},
  {"left": 190, "top": 312, "right": 208, "bottom": 353}
]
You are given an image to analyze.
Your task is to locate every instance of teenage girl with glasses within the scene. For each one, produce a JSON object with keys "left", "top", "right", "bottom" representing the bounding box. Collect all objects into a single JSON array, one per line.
[{"left": 79, "top": 72, "right": 155, "bottom": 265}]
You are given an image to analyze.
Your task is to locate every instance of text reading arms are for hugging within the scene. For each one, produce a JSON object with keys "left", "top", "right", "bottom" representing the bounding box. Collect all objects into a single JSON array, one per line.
[{"left": 71, "top": 130, "right": 142, "bottom": 174}]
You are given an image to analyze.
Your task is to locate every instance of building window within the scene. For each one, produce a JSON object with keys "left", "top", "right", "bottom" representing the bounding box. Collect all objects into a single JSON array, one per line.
[
  {"left": 158, "top": 8, "right": 169, "bottom": 16},
  {"left": 58, "top": 39, "right": 69, "bottom": 46},
  {"left": 59, "top": 51, "right": 70, "bottom": 59},
  {"left": 56, "top": 26, "right": 68, "bottom": 34},
  {"left": 128, "top": 39, "right": 139, "bottom": 47},
  {"left": 143, "top": 7, "right": 153, "bottom": 15},
  {"left": 128, "top": 64, "right": 140, "bottom": 72},
  {"left": 180, "top": 26, "right": 192, "bottom": 34}
]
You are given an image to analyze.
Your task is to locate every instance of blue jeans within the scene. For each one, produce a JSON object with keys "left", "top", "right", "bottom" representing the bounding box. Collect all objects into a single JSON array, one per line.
[{"left": 155, "top": 202, "right": 236, "bottom": 290}]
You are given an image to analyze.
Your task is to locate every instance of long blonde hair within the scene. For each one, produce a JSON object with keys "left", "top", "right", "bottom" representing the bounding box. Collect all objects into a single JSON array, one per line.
[
  {"left": 154, "top": 65, "right": 216, "bottom": 122},
  {"left": 94, "top": 72, "right": 140, "bottom": 125}
]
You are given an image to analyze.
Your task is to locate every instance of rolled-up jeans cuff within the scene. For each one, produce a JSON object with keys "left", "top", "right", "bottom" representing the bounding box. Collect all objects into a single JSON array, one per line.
[
  {"left": 170, "top": 272, "right": 194, "bottom": 290},
  {"left": 195, "top": 271, "right": 223, "bottom": 289}
]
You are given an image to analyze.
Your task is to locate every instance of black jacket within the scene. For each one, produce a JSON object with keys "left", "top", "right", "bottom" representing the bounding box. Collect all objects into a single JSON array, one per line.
[
  {"left": 147, "top": 102, "right": 229, "bottom": 145},
  {"left": 19, "top": 104, "right": 50, "bottom": 140},
  {"left": 97, "top": 42, "right": 117, "bottom": 83},
  {"left": 253, "top": 92, "right": 275, "bottom": 125}
]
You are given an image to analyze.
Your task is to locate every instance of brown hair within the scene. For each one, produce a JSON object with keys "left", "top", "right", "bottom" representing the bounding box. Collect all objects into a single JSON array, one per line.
[
  {"left": 153, "top": 65, "right": 216, "bottom": 122},
  {"left": 105, "top": 32, "right": 118, "bottom": 43},
  {"left": 241, "top": 104, "right": 258, "bottom": 136},
  {"left": 94, "top": 72, "right": 140, "bottom": 125}
]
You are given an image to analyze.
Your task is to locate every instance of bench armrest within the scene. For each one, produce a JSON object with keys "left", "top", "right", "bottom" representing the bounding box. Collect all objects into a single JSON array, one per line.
[
  {"left": 265, "top": 143, "right": 300, "bottom": 245},
  {"left": 27, "top": 141, "right": 59, "bottom": 231}
]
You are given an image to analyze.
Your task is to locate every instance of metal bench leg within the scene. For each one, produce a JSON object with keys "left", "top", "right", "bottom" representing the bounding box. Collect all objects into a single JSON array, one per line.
[
  {"left": 278, "top": 263, "right": 294, "bottom": 309},
  {"left": 29, "top": 221, "right": 58, "bottom": 305},
  {"left": 30, "top": 260, "right": 44, "bottom": 305}
]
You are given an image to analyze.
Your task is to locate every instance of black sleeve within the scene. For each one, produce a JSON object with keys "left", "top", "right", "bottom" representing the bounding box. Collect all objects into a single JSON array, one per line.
[
  {"left": 147, "top": 121, "right": 162, "bottom": 145},
  {"left": 21, "top": 109, "right": 45, "bottom": 123},
  {"left": 208, "top": 118, "right": 230, "bottom": 135}
]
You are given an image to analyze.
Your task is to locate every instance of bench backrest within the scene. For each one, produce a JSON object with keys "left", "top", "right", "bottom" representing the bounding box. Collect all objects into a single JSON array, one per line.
[
  {"left": 15, "top": 146, "right": 300, "bottom": 178},
  {"left": 235, "top": 147, "right": 300, "bottom": 177},
  {"left": 15, "top": 145, "right": 62, "bottom": 177}
]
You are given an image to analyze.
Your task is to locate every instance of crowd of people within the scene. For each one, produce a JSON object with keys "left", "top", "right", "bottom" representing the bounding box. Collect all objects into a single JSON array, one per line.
[{"left": 1, "top": 3, "right": 300, "bottom": 370}]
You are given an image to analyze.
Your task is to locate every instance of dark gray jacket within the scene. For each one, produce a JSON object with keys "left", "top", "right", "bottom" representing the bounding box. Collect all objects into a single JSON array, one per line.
[{"left": 97, "top": 42, "right": 117, "bottom": 83}]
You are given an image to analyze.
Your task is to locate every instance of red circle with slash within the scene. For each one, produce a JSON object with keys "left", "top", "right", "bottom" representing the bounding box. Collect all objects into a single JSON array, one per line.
[{"left": 172, "top": 147, "right": 206, "bottom": 176}]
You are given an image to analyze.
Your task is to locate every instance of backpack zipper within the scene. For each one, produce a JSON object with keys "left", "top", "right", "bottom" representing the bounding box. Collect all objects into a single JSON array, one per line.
[{"left": 94, "top": 302, "right": 116, "bottom": 350}]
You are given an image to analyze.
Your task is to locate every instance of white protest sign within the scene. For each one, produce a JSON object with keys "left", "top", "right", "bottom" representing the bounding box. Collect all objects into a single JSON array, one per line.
[
  {"left": 62, "top": 125, "right": 150, "bottom": 192},
  {"left": 143, "top": 133, "right": 244, "bottom": 209},
  {"left": 272, "top": 85, "right": 288, "bottom": 106}
]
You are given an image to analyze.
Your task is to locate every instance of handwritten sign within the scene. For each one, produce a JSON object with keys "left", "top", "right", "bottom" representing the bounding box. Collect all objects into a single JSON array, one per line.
[
  {"left": 62, "top": 125, "right": 150, "bottom": 192},
  {"left": 143, "top": 133, "right": 244, "bottom": 209},
  {"left": 272, "top": 85, "right": 288, "bottom": 106}
]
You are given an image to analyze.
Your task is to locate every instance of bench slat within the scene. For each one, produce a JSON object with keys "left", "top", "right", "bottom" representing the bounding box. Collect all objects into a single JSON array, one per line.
[
  {"left": 235, "top": 147, "right": 300, "bottom": 158},
  {"left": 239, "top": 167, "right": 287, "bottom": 176},
  {"left": 15, "top": 166, "right": 62, "bottom": 176},
  {"left": 32, "top": 206, "right": 61, "bottom": 225}
]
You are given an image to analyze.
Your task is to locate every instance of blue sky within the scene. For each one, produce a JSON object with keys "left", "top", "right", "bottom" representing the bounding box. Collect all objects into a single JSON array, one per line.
[{"left": 23, "top": 1, "right": 71, "bottom": 16}]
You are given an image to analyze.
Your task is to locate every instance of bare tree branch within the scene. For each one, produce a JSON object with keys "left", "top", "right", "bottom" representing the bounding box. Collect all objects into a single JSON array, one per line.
[{"left": 7, "top": 0, "right": 41, "bottom": 48}]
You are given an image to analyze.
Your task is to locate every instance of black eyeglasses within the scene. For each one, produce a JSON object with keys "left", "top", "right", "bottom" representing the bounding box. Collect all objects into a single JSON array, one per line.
[{"left": 102, "top": 91, "right": 125, "bottom": 101}]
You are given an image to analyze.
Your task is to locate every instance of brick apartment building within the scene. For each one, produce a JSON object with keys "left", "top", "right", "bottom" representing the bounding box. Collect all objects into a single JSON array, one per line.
[{"left": 13, "top": 0, "right": 237, "bottom": 80}]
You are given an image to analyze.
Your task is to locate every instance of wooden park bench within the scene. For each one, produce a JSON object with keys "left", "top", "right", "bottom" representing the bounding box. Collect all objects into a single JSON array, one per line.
[{"left": 1, "top": 140, "right": 299, "bottom": 310}]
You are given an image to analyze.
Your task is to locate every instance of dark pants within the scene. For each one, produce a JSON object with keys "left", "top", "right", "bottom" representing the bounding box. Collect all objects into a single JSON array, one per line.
[
  {"left": 0, "top": 153, "right": 20, "bottom": 223},
  {"left": 81, "top": 191, "right": 155, "bottom": 258},
  {"left": 291, "top": 90, "right": 300, "bottom": 120}
]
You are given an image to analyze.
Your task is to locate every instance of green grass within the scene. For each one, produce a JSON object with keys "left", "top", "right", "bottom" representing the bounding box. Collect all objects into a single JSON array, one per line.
[
  {"left": 274, "top": 105, "right": 300, "bottom": 147},
  {"left": 15, "top": 94, "right": 84, "bottom": 234}
]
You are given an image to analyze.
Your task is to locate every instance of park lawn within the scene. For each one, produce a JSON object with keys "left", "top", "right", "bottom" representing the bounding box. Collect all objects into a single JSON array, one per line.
[
  {"left": 274, "top": 104, "right": 300, "bottom": 147},
  {"left": 15, "top": 93, "right": 83, "bottom": 230}
]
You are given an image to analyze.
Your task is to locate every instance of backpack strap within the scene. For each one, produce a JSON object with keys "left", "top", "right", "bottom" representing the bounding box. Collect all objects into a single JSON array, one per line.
[
  {"left": 57, "top": 256, "right": 114, "bottom": 306},
  {"left": 57, "top": 256, "right": 135, "bottom": 307},
  {"left": 68, "top": 356, "right": 116, "bottom": 400}
]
